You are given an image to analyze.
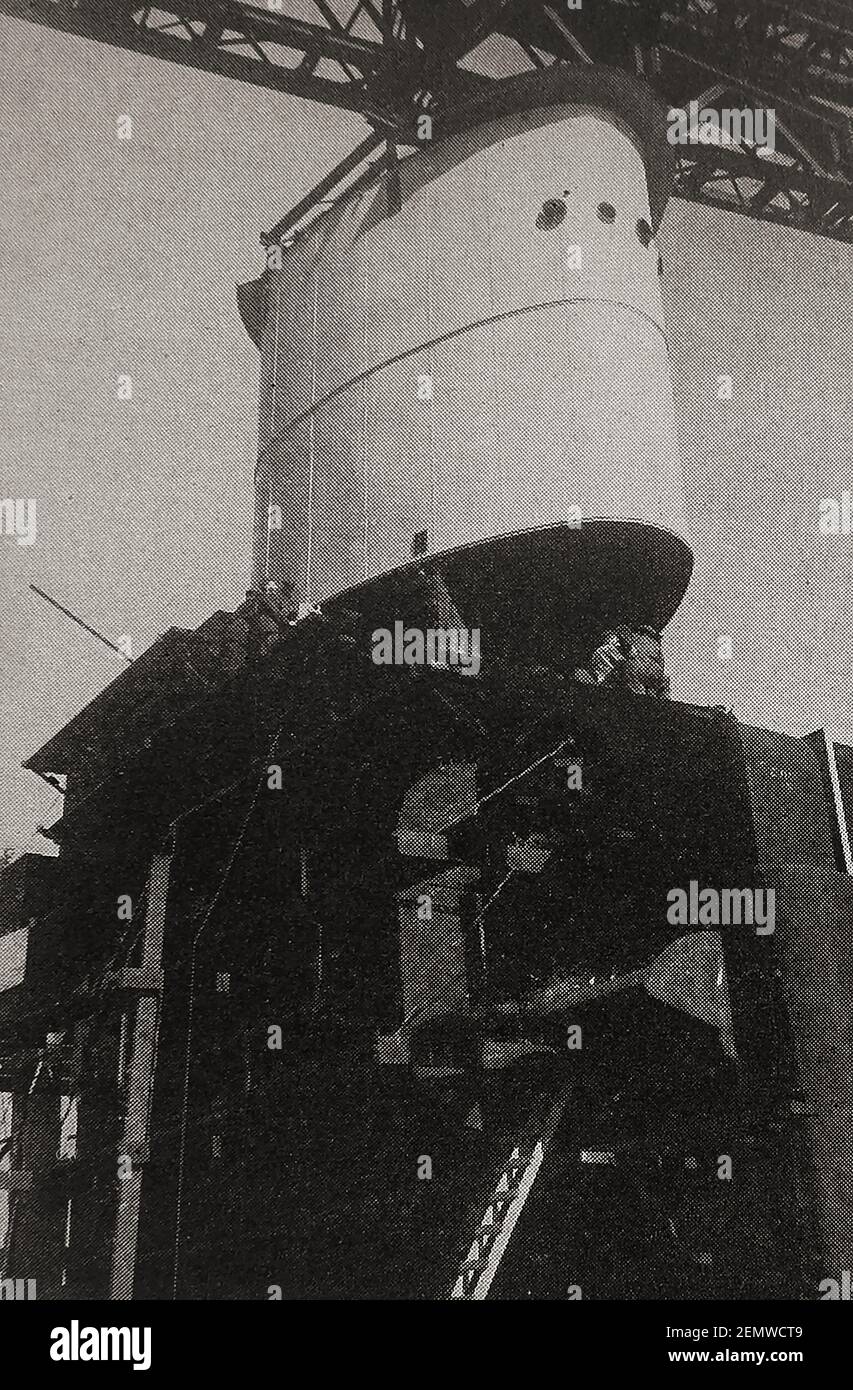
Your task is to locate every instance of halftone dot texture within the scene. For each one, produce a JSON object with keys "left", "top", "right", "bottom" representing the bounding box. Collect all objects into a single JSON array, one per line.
[
  {"left": 254, "top": 105, "right": 689, "bottom": 609},
  {"left": 1, "top": 4, "right": 852, "bottom": 1304}
]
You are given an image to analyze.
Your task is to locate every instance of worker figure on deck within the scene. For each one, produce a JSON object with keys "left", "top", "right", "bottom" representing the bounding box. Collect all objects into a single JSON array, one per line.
[{"left": 574, "top": 623, "right": 669, "bottom": 697}]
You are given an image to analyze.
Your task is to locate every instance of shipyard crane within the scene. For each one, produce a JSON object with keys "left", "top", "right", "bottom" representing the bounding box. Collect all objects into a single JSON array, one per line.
[
  {"left": 1, "top": 0, "right": 852, "bottom": 243},
  {"left": 2, "top": 0, "right": 852, "bottom": 1302}
]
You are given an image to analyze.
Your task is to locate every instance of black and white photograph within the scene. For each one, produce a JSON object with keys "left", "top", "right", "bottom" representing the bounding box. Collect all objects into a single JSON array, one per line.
[{"left": 1, "top": 0, "right": 852, "bottom": 1352}]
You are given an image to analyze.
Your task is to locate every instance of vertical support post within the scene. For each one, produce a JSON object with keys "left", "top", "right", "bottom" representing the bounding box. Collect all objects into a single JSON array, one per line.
[
  {"left": 108, "top": 844, "right": 173, "bottom": 1300},
  {"left": 4, "top": 1050, "right": 66, "bottom": 1297}
]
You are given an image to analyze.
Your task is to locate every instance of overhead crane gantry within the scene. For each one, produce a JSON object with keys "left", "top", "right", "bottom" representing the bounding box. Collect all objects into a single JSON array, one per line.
[{"left": 1, "top": 0, "right": 853, "bottom": 242}]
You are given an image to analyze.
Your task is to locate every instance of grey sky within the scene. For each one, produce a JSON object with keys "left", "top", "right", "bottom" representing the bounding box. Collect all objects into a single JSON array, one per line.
[{"left": 1, "top": 15, "right": 853, "bottom": 851}]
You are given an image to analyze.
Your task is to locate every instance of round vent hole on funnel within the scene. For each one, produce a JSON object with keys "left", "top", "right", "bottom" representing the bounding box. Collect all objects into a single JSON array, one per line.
[{"left": 536, "top": 198, "right": 567, "bottom": 230}]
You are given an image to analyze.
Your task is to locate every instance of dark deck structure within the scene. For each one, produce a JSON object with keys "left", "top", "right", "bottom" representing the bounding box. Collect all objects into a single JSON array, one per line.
[{"left": 2, "top": 596, "right": 849, "bottom": 1299}]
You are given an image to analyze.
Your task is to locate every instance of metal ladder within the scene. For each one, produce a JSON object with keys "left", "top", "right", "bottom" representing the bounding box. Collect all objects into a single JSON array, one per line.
[{"left": 450, "top": 1087, "right": 570, "bottom": 1299}]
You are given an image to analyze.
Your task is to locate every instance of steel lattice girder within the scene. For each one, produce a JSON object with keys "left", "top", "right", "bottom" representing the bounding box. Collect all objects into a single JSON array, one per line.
[
  {"left": 0, "top": 0, "right": 416, "bottom": 113},
  {"left": 3, "top": 2, "right": 852, "bottom": 122},
  {"left": 2, "top": 0, "right": 853, "bottom": 240},
  {"left": 673, "top": 143, "right": 853, "bottom": 241}
]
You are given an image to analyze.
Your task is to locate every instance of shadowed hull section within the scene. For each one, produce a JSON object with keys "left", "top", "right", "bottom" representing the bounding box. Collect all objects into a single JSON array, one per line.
[{"left": 322, "top": 519, "right": 694, "bottom": 671}]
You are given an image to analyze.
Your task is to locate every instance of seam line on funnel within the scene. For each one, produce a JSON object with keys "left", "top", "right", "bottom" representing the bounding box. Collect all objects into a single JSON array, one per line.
[{"left": 272, "top": 296, "right": 670, "bottom": 440}]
